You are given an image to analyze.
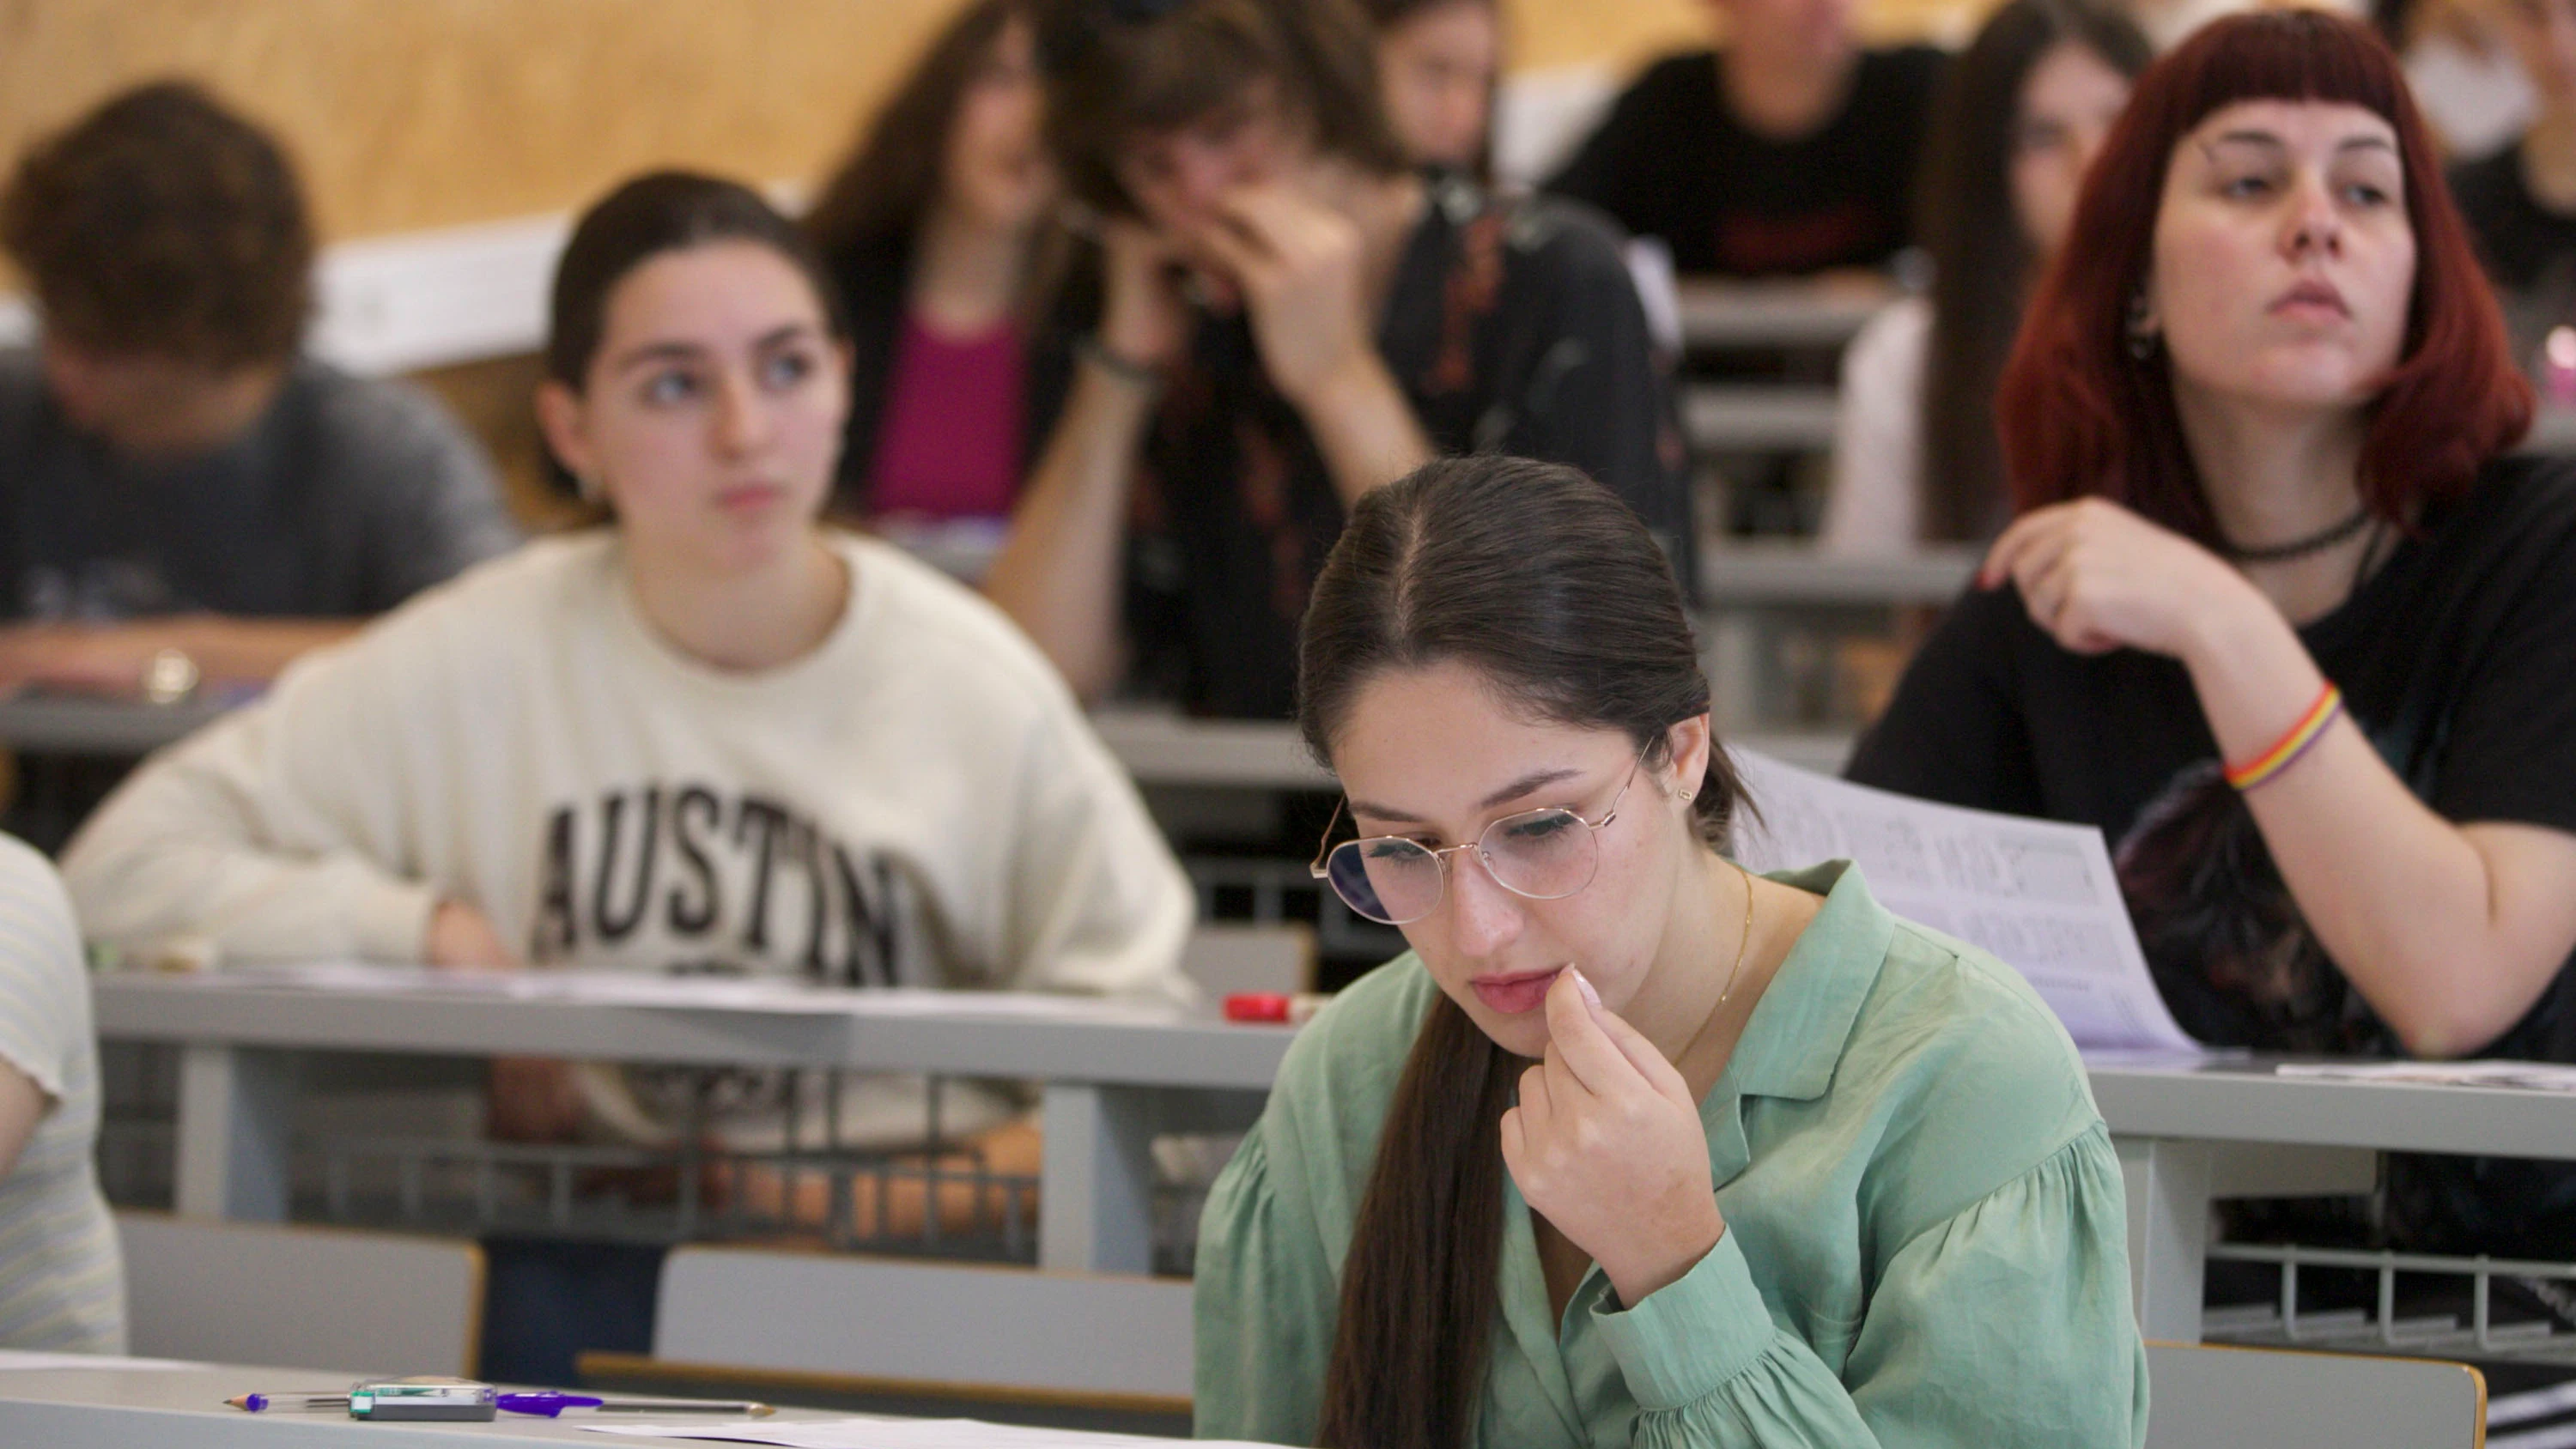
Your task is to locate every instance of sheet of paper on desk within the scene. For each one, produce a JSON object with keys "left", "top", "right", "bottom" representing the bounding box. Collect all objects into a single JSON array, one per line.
[
  {"left": 0, "top": 1349, "right": 203, "bottom": 1370},
  {"left": 578, "top": 1418, "right": 1278, "bottom": 1447},
  {"left": 2275, "top": 1059, "right": 2576, "bottom": 1090},
  {"left": 1728, "top": 749, "right": 2198, "bottom": 1053},
  {"left": 199, "top": 963, "right": 1183, "bottom": 1022}
]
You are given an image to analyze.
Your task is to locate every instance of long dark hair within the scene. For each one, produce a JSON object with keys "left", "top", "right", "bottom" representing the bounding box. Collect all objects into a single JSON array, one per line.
[
  {"left": 539, "top": 172, "right": 847, "bottom": 499},
  {"left": 1999, "top": 9, "right": 2530, "bottom": 540},
  {"left": 546, "top": 171, "right": 845, "bottom": 391},
  {"left": 1917, "top": 0, "right": 2148, "bottom": 542},
  {"left": 1295, "top": 456, "right": 1745, "bottom": 1449},
  {"left": 805, "top": 0, "right": 1036, "bottom": 284}
]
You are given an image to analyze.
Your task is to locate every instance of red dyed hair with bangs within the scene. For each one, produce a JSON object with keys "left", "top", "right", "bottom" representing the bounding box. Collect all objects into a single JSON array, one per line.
[{"left": 1996, "top": 9, "right": 2530, "bottom": 543}]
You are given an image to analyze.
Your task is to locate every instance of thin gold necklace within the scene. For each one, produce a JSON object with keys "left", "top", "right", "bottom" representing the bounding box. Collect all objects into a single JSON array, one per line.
[{"left": 1717, "top": 861, "right": 1756, "bottom": 1003}]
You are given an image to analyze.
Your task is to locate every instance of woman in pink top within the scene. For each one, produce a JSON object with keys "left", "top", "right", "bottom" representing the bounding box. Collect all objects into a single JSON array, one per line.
[{"left": 805, "top": 0, "right": 1077, "bottom": 537}]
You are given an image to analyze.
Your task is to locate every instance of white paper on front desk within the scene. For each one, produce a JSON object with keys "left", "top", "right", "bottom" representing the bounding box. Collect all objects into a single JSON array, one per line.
[
  {"left": 0, "top": 1349, "right": 203, "bottom": 1371},
  {"left": 197, "top": 963, "right": 1182, "bottom": 1022},
  {"left": 577, "top": 1417, "right": 1278, "bottom": 1448},
  {"left": 1727, "top": 748, "right": 2200, "bottom": 1053},
  {"left": 2276, "top": 1059, "right": 2576, "bottom": 1091}
]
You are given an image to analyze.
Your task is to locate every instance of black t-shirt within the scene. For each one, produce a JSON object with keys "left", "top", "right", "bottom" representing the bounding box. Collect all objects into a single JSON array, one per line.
[
  {"left": 0, "top": 351, "right": 517, "bottom": 621},
  {"left": 2448, "top": 144, "right": 2576, "bottom": 368},
  {"left": 1847, "top": 457, "right": 2576, "bottom": 1255},
  {"left": 2450, "top": 144, "right": 2576, "bottom": 294},
  {"left": 1546, "top": 47, "right": 1945, "bottom": 278},
  {"left": 1129, "top": 178, "right": 1692, "bottom": 719}
]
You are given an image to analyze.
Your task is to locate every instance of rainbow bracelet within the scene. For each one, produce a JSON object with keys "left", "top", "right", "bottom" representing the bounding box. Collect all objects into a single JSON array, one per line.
[{"left": 2224, "top": 682, "right": 2344, "bottom": 791}]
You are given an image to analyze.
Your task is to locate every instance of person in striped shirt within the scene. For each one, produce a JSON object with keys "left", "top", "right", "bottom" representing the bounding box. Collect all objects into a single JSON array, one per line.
[{"left": 0, "top": 834, "right": 121, "bottom": 1351}]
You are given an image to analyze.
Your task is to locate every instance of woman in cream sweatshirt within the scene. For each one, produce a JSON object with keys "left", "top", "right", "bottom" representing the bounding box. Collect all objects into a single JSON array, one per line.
[{"left": 61, "top": 172, "right": 1194, "bottom": 1226}]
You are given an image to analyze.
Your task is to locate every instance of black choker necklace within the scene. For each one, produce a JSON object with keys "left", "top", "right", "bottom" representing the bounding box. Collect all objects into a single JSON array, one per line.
[{"left": 2219, "top": 504, "right": 2374, "bottom": 563}]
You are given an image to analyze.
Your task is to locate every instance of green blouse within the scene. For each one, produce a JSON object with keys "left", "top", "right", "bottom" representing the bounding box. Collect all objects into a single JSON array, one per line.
[{"left": 1194, "top": 861, "right": 2148, "bottom": 1447}]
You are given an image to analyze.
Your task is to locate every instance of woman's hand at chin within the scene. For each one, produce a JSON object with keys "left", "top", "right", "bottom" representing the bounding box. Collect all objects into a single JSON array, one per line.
[{"left": 1500, "top": 968, "right": 1725, "bottom": 1307}]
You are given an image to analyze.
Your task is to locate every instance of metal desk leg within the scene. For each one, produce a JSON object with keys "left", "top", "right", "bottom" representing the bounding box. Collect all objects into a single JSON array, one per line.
[
  {"left": 173, "top": 1045, "right": 298, "bottom": 1221},
  {"left": 1039, "top": 1082, "right": 1158, "bottom": 1274},
  {"left": 2116, "top": 1135, "right": 2214, "bottom": 1343}
]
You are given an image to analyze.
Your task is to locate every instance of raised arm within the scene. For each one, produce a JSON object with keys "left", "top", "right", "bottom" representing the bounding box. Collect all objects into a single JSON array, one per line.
[
  {"left": 1196, "top": 184, "right": 1431, "bottom": 507},
  {"left": 981, "top": 222, "right": 1184, "bottom": 702},
  {"left": 1984, "top": 498, "right": 2576, "bottom": 1058}
]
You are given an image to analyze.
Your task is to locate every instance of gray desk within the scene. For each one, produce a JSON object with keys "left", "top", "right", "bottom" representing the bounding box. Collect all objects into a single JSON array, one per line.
[
  {"left": 1692, "top": 543, "right": 1975, "bottom": 743},
  {"left": 2088, "top": 1055, "right": 2576, "bottom": 1343},
  {"left": 92, "top": 973, "right": 1289, "bottom": 1280},
  {"left": 1682, "top": 384, "right": 1841, "bottom": 452},
  {"left": 0, "top": 694, "right": 235, "bottom": 755},
  {"left": 101, "top": 971, "right": 2574, "bottom": 1349},
  {"left": 1674, "top": 280, "right": 1893, "bottom": 352},
  {"left": 1093, "top": 705, "right": 1852, "bottom": 787},
  {"left": 1697, "top": 542, "right": 1979, "bottom": 608},
  {"left": 0, "top": 1361, "right": 866, "bottom": 1447}
]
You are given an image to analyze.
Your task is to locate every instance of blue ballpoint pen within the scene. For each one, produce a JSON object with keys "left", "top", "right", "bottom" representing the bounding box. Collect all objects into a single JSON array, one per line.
[
  {"left": 494, "top": 1391, "right": 774, "bottom": 1417},
  {"left": 494, "top": 1391, "right": 605, "bottom": 1416}
]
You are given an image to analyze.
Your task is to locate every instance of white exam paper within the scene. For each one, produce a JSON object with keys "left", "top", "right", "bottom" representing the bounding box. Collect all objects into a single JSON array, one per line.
[
  {"left": 1728, "top": 749, "right": 2199, "bottom": 1053},
  {"left": 576, "top": 1417, "right": 1278, "bottom": 1448},
  {"left": 180, "top": 964, "right": 1183, "bottom": 1024},
  {"left": 2275, "top": 1059, "right": 2576, "bottom": 1091},
  {"left": 0, "top": 1349, "right": 203, "bottom": 1371}
]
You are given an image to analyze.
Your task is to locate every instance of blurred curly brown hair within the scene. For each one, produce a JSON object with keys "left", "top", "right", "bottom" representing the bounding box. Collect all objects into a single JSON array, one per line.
[{"left": 2, "top": 81, "right": 313, "bottom": 368}]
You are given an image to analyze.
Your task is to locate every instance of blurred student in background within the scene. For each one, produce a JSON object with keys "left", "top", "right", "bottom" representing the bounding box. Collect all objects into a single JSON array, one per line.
[
  {"left": 1364, "top": 0, "right": 1504, "bottom": 179},
  {"left": 993, "top": 0, "right": 1686, "bottom": 719},
  {"left": 0, "top": 82, "right": 515, "bottom": 697},
  {"left": 805, "top": 0, "right": 1081, "bottom": 549},
  {"left": 62, "top": 173, "right": 1193, "bottom": 1381},
  {"left": 1544, "top": 0, "right": 1946, "bottom": 278},
  {"left": 2380, "top": 0, "right": 2537, "bottom": 161},
  {"left": 2448, "top": 0, "right": 2576, "bottom": 364},
  {"left": 0, "top": 835, "right": 119, "bottom": 1355},
  {"left": 1850, "top": 11, "right": 2576, "bottom": 1262},
  {"left": 1825, "top": 0, "right": 2151, "bottom": 553}
]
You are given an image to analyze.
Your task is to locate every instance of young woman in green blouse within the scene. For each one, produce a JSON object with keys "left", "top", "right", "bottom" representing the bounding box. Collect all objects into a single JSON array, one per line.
[{"left": 1194, "top": 456, "right": 2148, "bottom": 1448}]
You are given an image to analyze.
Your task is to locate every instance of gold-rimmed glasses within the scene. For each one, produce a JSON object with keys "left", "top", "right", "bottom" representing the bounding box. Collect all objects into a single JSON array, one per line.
[{"left": 1309, "top": 746, "right": 1652, "bottom": 925}]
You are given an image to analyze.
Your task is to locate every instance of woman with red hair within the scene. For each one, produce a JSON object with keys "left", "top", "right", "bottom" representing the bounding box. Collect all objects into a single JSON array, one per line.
[{"left": 1850, "top": 9, "right": 2576, "bottom": 1260}]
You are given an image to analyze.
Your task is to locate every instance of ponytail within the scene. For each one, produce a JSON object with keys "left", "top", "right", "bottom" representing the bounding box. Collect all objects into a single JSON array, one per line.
[{"left": 1316, "top": 995, "right": 1518, "bottom": 1449}]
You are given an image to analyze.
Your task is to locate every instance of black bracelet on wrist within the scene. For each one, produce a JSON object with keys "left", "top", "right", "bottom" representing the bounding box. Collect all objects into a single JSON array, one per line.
[{"left": 1076, "top": 333, "right": 1164, "bottom": 392}]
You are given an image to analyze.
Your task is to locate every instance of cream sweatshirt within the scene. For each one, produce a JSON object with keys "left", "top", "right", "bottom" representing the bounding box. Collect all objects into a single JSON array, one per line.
[{"left": 63, "top": 530, "right": 1194, "bottom": 1149}]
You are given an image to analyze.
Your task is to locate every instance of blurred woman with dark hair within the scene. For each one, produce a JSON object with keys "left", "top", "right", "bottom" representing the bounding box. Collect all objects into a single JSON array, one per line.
[
  {"left": 805, "top": 0, "right": 1074, "bottom": 540},
  {"left": 1851, "top": 10, "right": 2576, "bottom": 1259},
  {"left": 1824, "top": 0, "right": 2152, "bottom": 552},
  {"left": 1360, "top": 0, "right": 1503, "bottom": 178}
]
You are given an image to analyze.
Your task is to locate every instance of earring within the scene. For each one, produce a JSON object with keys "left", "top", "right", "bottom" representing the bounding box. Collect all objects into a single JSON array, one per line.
[
  {"left": 1679, "top": 791, "right": 1697, "bottom": 804},
  {"left": 2125, "top": 292, "right": 2159, "bottom": 360}
]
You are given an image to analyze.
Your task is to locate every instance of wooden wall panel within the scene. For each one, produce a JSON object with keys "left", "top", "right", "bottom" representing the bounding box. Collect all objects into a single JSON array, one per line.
[
  {"left": 0, "top": 0, "right": 961, "bottom": 241},
  {"left": 0, "top": 0, "right": 1974, "bottom": 250}
]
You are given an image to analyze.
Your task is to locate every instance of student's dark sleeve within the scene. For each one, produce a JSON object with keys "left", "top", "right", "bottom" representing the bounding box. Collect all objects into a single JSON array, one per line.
[
  {"left": 349, "top": 382, "right": 520, "bottom": 609},
  {"left": 2428, "top": 488, "right": 2576, "bottom": 836},
  {"left": 1493, "top": 207, "right": 1691, "bottom": 555},
  {"left": 1844, "top": 584, "right": 2046, "bottom": 816},
  {"left": 1543, "top": 59, "right": 1682, "bottom": 241}
]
